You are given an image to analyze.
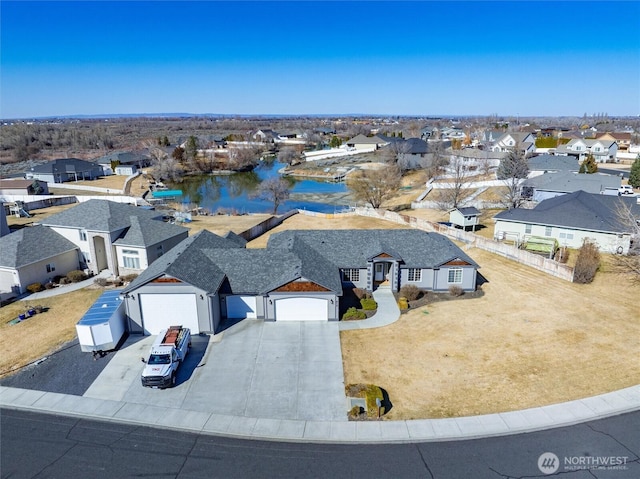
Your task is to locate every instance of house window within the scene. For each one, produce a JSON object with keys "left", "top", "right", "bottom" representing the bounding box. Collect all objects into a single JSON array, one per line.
[
  {"left": 448, "top": 268, "right": 463, "bottom": 284},
  {"left": 342, "top": 269, "right": 360, "bottom": 282},
  {"left": 545, "top": 226, "right": 552, "bottom": 237},
  {"left": 79, "top": 230, "right": 87, "bottom": 241},
  {"left": 525, "top": 224, "right": 532, "bottom": 234},
  {"left": 595, "top": 147, "right": 601, "bottom": 152},
  {"left": 122, "top": 249, "right": 140, "bottom": 269},
  {"left": 407, "top": 268, "right": 422, "bottom": 282},
  {"left": 575, "top": 146, "right": 582, "bottom": 151},
  {"left": 46, "top": 263, "right": 55, "bottom": 273}
]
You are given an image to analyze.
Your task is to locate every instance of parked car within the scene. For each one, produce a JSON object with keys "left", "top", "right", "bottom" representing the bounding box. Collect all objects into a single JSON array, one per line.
[{"left": 618, "top": 185, "right": 634, "bottom": 195}]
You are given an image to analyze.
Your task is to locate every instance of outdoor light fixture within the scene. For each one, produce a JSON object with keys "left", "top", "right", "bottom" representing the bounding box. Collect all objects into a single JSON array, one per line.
[{"left": 269, "top": 299, "right": 273, "bottom": 305}]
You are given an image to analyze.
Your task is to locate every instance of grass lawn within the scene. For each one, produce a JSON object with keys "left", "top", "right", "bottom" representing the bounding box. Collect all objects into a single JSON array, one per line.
[
  {"left": 341, "top": 248, "right": 640, "bottom": 420},
  {"left": 0, "top": 288, "right": 103, "bottom": 378}
]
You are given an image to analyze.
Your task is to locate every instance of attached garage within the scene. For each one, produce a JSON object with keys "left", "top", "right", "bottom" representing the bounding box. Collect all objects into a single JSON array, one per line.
[
  {"left": 275, "top": 297, "right": 328, "bottom": 321},
  {"left": 139, "top": 293, "right": 199, "bottom": 334},
  {"left": 225, "top": 295, "right": 258, "bottom": 319}
]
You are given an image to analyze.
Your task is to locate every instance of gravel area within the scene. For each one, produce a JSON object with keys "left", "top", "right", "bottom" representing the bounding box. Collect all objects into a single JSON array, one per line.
[{"left": 0, "top": 338, "right": 122, "bottom": 396}]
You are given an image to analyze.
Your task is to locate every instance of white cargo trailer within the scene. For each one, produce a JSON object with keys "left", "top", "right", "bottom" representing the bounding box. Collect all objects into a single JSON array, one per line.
[{"left": 76, "top": 290, "right": 126, "bottom": 356}]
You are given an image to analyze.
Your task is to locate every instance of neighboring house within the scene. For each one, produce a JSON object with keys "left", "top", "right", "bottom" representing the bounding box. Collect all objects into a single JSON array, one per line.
[
  {"left": 40, "top": 199, "right": 189, "bottom": 277},
  {"left": 597, "top": 132, "right": 632, "bottom": 152},
  {"left": 345, "top": 134, "right": 389, "bottom": 150},
  {"left": 521, "top": 171, "right": 621, "bottom": 202},
  {"left": 420, "top": 126, "right": 438, "bottom": 140},
  {"left": 494, "top": 191, "right": 640, "bottom": 254},
  {"left": 314, "top": 127, "right": 337, "bottom": 136},
  {"left": 252, "top": 129, "right": 279, "bottom": 143},
  {"left": 121, "top": 229, "right": 480, "bottom": 335},
  {"left": 95, "top": 151, "right": 150, "bottom": 175},
  {"left": 490, "top": 132, "right": 536, "bottom": 156},
  {"left": 449, "top": 148, "right": 508, "bottom": 170},
  {"left": 0, "top": 225, "right": 80, "bottom": 296},
  {"left": 25, "top": 158, "right": 104, "bottom": 183},
  {"left": 390, "top": 138, "right": 430, "bottom": 169},
  {"left": 0, "top": 207, "right": 10, "bottom": 238},
  {"left": 0, "top": 179, "right": 50, "bottom": 195},
  {"left": 555, "top": 139, "right": 618, "bottom": 162},
  {"left": 527, "top": 154, "right": 580, "bottom": 178},
  {"left": 449, "top": 207, "right": 481, "bottom": 231}
]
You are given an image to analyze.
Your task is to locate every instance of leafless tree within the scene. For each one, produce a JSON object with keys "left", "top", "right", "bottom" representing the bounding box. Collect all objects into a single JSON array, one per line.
[
  {"left": 151, "top": 154, "right": 183, "bottom": 183},
  {"left": 435, "top": 156, "right": 472, "bottom": 210},
  {"left": 228, "top": 145, "right": 262, "bottom": 170},
  {"left": 613, "top": 199, "right": 640, "bottom": 284},
  {"left": 348, "top": 165, "right": 402, "bottom": 209},
  {"left": 278, "top": 146, "right": 301, "bottom": 166},
  {"left": 252, "top": 177, "right": 291, "bottom": 214},
  {"left": 384, "top": 140, "right": 413, "bottom": 171},
  {"left": 497, "top": 151, "right": 529, "bottom": 209}
]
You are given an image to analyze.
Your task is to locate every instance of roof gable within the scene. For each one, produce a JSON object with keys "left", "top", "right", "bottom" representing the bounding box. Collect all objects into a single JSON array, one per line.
[{"left": 0, "top": 226, "right": 78, "bottom": 268}]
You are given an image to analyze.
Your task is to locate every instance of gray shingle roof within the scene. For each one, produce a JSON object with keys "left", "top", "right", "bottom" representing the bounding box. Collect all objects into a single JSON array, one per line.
[
  {"left": 494, "top": 191, "right": 640, "bottom": 234},
  {"left": 456, "top": 207, "right": 481, "bottom": 216},
  {"left": 0, "top": 226, "right": 78, "bottom": 268},
  {"left": 42, "top": 200, "right": 188, "bottom": 247},
  {"left": 523, "top": 171, "right": 621, "bottom": 194},
  {"left": 267, "top": 230, "right": 479, "bottom": 269},
  {"left": 29, "top": 158, "right": 99, "bottom": 174},
  {"left": 528, "top": 155, "right": 580, "bottom": 172}
]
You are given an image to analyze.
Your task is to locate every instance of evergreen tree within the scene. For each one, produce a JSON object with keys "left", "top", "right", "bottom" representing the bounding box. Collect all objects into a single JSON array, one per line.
[
  {"left": 579, "top": 153, "right": 598, "bottom": 174},
  {"left": 629, "top": 155, "right": 640, "bottom": 188}
]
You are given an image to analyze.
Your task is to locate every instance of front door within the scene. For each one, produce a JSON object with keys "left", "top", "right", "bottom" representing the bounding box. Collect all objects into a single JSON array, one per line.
[{"left": 374, "top": 263, "right": 385, "bottom": 281}]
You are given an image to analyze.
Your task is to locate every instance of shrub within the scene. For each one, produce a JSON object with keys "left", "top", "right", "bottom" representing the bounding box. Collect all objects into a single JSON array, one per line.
[
  {"left": 448, "top": 285, "right": 464, "bottom": 296},
  {"left": 574, "top": 239, "right": 600, "bottom": 284},
  {"left": 26, "top": 283, "right": 43, "bottom": 294},
  {"left": 352, "top": 287, "right": 369, "bottom": 300},
  {"left": 59, "top": 277, "right": 71, "bottom": 285},
  {"left": 360, "top": 298, "right": 377, "bottom": 310},
  {"left": 120, "top": 274, "right": 139, "bottom": 283},
  {"left": 113, "top": 279, "right": 124, "bottom": 287},
  {"left": 66, "top": 270, "right": 87, "bottom": 283},
  {"left": 555, "top": 246, "right": 570, "bottom": 264},
  {"left": 342, "top": 307, "right": 366, "bottom": 320},
  {"left": 94, "top": 277, "right": 108, "bottom": 287},
  {"left": 52, "top": 275, "right": 64, "bottom": 284},
  {"left": 399, "top": 284, "right": 421, "bottom": 301},
  {"left": 44, "top": 282, "right": 55, "bottom": 290}
]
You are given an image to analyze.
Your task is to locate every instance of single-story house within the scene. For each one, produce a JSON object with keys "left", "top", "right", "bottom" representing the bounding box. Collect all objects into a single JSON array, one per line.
[
  {"left": 345, "top": 134, "right": 389, "bottom": 151},
  {"left": 40, "top": 199, "right": 189, "bottom": 277},
  {"left": 0, "top": 225, "right": 80, "bottom": 296},
  {"left": 0, "top": 179, "right": 50, "bottom": 196},
  {"left": 252, "top": 129, "right": 279, "bottom": 142},
  {"left": 527, "top": 154, "right": 579, "bottom": 178},
  {"left": 521, "top": 171, "right": 621, "bottom": 202},
  {"left": 121, "top": 229, "right": 480, "bottom": 335},
  {"left": 450, "top": 207, "right": 481, "bottom": 231},
  {"left": 95, "top": 151, "right": 151, "bottom": 175},
  {"left": 25, "top": 158, "right": 104, "bottom": 183},
  {"left": 494, "top": 190, "right": 640, "bottom": 254}
]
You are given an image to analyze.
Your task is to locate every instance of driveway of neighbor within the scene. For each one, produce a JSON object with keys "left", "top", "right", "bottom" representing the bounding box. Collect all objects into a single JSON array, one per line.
[{"left": 83, "top": 320, "right": 346, "bottom": 421}]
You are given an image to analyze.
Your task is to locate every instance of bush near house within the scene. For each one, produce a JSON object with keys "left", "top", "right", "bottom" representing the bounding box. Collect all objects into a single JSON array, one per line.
[
  {"left": 342, "top": 307, "right": 366, "bottom": 320},
  {"left": 26, "top": 283, "right": 43, "bottom": 294},
  {"left": 399, "top": 284, "right": 421, "bottom": 301},
  {"left": 573, "top": 239, "right": 600, "bottom": 284},
  {"left": 448, "top": 285, "right": 463, "bottom": 296},
  {"left": 66, "top": 270, "right": 87, "bottom": 283},
  {"left": 360, "top": 298, "right": 378, "bottom": 310}
]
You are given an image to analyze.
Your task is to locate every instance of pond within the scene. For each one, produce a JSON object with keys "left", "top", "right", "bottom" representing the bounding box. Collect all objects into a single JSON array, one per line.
[{"left": 170, "top": 161, "right": 352, "bottom": 214}]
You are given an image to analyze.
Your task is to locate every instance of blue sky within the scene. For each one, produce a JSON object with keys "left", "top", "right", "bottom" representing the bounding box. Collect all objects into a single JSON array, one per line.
[{"left": 1, "top": 1, "right": 639, "bottom": 118}]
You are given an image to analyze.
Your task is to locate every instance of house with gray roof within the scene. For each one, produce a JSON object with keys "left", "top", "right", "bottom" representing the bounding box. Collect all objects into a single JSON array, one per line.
[
  {"left": 527, "top": 154, "right": 579, "bottom": 178},
  {"left": 521, "top": 171, "right": 621, "bottom": 202},
  {"left": 120, "top": 229, "right": 479, "bottom": 335},
  {"left": 554, "top": 138, "right": 618, "bottom": 163},
  {"left": 25, "top": 158, "right": 104, "bottom": 183},
  {"left": 41, "top": 199, "right": 188, "bottom": 277},
  {"left": 0, "top": 225, "right": 80, "bottom": 297},
  {"left": 345, "top": 134, "right": 389, "bottom": 151},
  {"left": 95, "top": 151, "right": 151, "bottom": 175},
  {"left": 494, "top": 191, "right": 640, "bottom": 254}
]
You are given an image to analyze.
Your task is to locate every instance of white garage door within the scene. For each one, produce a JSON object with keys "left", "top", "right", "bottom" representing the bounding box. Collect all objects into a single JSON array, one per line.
[
  {"left": 139, "top": 294, "right": 199, "bottom": 334},
  {"left": 225, "top": 295, "right": 257, "bottom": 319},
  {"left": 275, "top": 297, "right": 328, "bottom": 321}
]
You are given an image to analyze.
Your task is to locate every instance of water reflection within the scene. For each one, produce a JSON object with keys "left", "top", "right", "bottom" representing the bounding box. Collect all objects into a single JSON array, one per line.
[{"left": 171, "top": 162, "right": 349, "bottom": 214}]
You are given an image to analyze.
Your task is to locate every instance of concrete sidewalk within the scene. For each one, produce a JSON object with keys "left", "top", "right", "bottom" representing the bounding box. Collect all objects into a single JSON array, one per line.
[
  {"left": 19, "top": 270, "right": 112, "bottom": 301},
  {"left": 339, "top": 287, "right": 400, "bottom": 331},
  {"left": 2, "top": 384, "right": 639, "bottom": 443}
]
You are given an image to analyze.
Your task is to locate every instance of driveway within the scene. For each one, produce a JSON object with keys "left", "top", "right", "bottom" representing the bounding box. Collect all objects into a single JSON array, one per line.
[{"left": 83, "top": 320, "right": 346, "bottom": 421}]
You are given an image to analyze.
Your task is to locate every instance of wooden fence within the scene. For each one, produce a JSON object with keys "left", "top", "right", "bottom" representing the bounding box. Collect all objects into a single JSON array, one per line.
[
  {"left": 355, "top": 207, "right": 575, "bottom": 282},
  {"left": 238, "top": 209, "right": 299, "bottom": 241}
]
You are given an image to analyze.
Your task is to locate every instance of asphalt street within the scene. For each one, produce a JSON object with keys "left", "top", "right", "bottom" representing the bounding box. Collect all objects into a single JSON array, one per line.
[{"left": 2, "top": 408, "right": 638, "bottom": 479}]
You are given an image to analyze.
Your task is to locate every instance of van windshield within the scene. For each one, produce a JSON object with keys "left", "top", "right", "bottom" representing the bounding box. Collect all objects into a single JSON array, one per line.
[{"left": 148, "top": 354, "right": 171, "bottom": 365}]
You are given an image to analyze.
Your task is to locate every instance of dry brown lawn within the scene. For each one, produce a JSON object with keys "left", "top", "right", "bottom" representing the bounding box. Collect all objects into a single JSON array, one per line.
[
  {"left": 341, "top": 248, "right": 640, "bottom": 420},
  {"left": 0, "top": 288, "right": 103, "bottom": 378}
]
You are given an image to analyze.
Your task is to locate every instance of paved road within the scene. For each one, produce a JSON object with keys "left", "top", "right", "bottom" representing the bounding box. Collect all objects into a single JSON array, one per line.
[
  {"left": 2, "top": 408, "right": 638, "bottom": 478},
  {"left": 600, "top": 167, "right": 630, "bottom": 178}
]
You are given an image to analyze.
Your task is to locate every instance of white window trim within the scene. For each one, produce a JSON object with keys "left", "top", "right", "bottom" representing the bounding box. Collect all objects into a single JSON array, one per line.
[
  {"left": 448, "top": 267, "right": 463, "bottom": 284},
  {"left": 122, "top": 249, "right": 140, "bottom": 269},
  {"left": 342, "top": 268, "right": 360, "bottom": 282},
  {"left": 407, "top": 268, "right": 422, "bottom": 282}
]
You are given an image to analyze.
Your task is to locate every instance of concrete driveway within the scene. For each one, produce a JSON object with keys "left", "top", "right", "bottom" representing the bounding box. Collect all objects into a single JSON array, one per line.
[{"left": 83, "top": 320, "right": 346, "bottom": 421}]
